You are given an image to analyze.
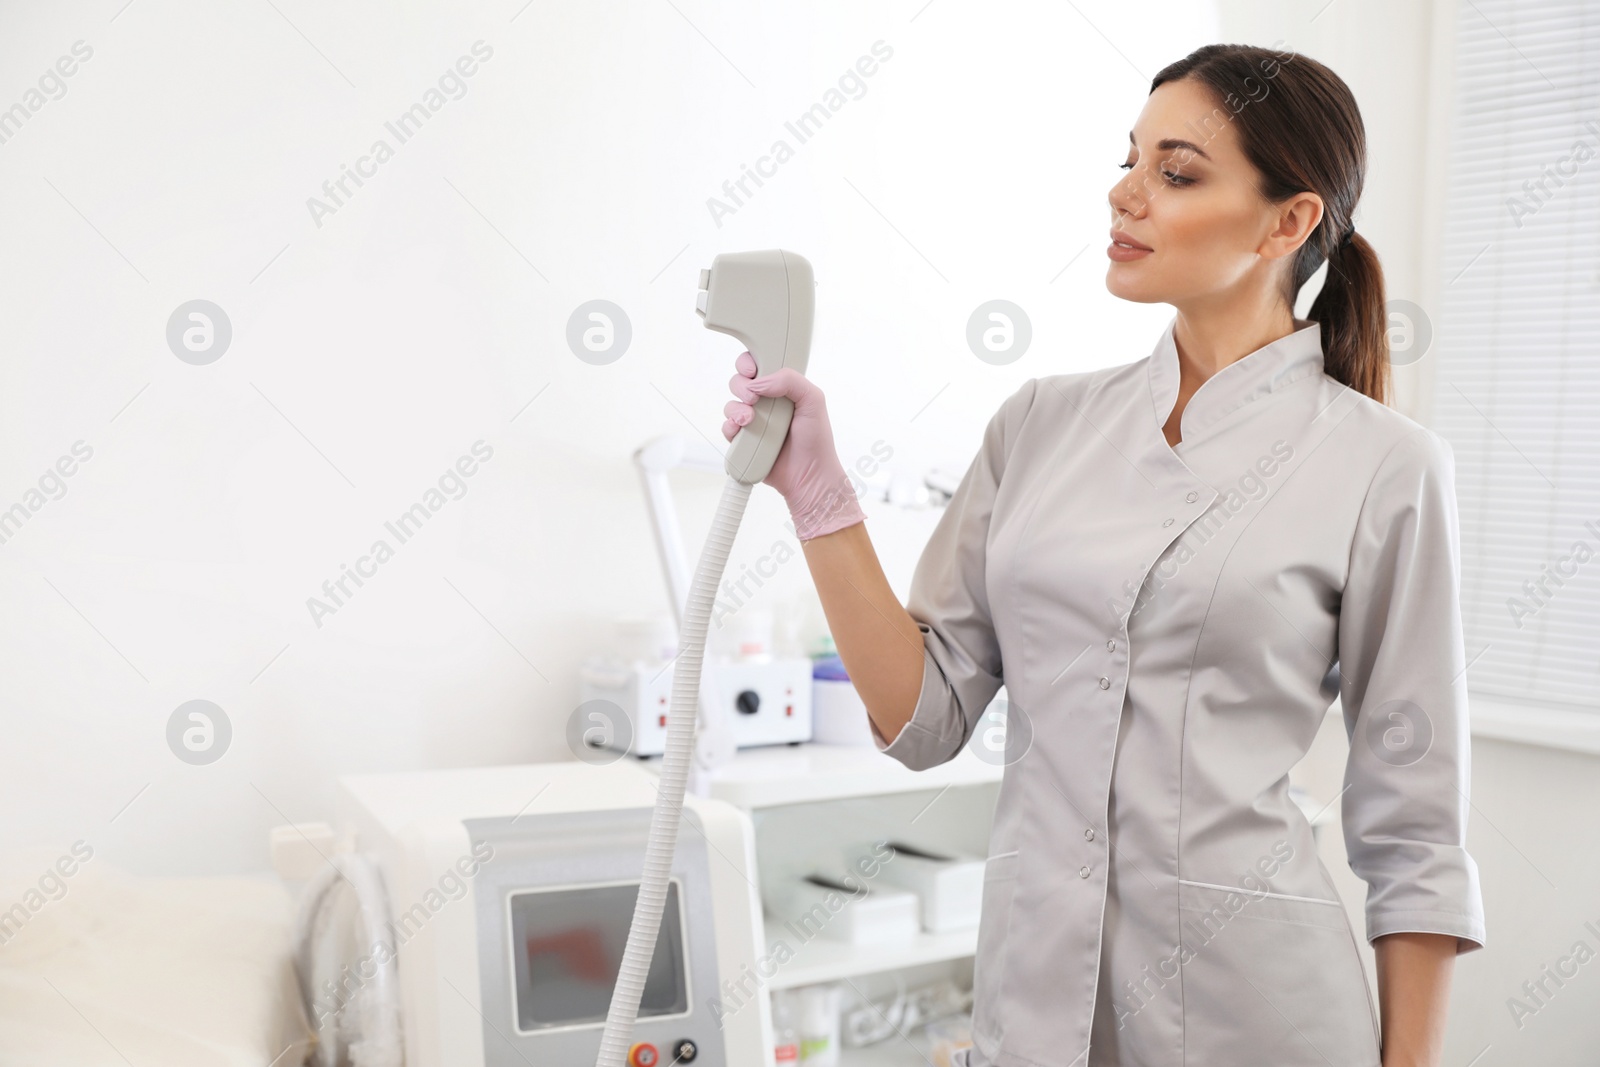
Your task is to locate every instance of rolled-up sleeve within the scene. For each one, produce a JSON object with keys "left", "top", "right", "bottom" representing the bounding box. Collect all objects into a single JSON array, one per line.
[
  {"left": 871, "top": 378, "right": 1038, "bottom": 771},
  {"left": 1337, "top": 426, "right": 1486, "bottom": 953}
]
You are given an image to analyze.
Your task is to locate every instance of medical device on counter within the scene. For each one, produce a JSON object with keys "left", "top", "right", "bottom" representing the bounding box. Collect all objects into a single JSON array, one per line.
[
  {"left": 290, "top": 760, "right": 767, "bottom": 1067},
  {"left": 578, "top": 648, "right": 814, "bottom": 759}
]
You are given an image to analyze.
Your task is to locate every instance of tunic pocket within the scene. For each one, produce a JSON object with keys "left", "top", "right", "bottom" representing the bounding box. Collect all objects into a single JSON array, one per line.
[
  {"left": 1176, "top": 880, "right": 1380, "bottom": 1066},
  {"left": 971, "top": 849, "right": 1019, "bottom": 1050}
]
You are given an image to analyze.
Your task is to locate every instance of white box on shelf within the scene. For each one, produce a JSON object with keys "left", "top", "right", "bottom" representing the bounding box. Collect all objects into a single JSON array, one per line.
[
  {"left": 866, "top": 841, "right": 985, "bottom": 933},
  {"left": 764, "top": 874, "right": 920, "bottom": 946},
  {"left": 812, "top": 677, "right": 874, "bottom": 746}
]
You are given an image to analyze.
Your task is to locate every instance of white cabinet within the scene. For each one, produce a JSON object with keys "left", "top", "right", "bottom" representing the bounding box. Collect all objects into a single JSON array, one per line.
[{"left": 639, "top": 741, "right": 1002, "bottom": 1064}]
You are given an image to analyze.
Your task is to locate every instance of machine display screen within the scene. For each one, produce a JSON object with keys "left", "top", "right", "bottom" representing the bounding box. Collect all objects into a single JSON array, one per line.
[{"left": 508, "top": 879, "right": 689, "bottom": 1031}]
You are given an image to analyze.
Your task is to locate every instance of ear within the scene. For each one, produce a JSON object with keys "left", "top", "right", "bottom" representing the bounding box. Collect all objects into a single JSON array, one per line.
[{"left": 1261, "top": 192, "right": 1325, "bottom": 261}]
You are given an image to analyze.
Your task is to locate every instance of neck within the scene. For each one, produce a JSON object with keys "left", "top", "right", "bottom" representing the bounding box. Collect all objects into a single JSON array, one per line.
[{"left": 1170, "top": 302, "right": 1299, "bottom": 384}]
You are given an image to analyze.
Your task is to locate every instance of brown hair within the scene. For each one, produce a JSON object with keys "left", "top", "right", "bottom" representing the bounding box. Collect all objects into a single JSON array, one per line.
[{"left": 1151, "top": 43, "right": 1390, "bottom": 405}]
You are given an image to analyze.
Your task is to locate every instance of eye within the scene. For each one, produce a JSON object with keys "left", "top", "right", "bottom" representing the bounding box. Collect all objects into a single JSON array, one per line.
[{"left": 1118, "top": 161, "right": 1194, "bottom": 187}]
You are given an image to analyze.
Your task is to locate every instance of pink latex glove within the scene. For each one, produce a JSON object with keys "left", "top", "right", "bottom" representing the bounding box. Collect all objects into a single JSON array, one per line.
[{"left": 723, "top": 350, "right": 867, "bottom": 541}]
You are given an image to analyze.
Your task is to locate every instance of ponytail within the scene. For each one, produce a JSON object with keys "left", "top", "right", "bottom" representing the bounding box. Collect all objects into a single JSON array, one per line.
[{"left": 1310, "top": 229, "right": 1390, "bottom": 406}]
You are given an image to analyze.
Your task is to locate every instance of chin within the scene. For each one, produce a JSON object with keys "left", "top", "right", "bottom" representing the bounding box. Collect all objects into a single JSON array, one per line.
[{"left": 1104, "top": 271, "right": 1165, "bottom": 304}]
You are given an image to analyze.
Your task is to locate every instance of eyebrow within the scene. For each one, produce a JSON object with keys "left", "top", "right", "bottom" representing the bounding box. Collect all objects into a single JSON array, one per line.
[{"left": 1128, "top": 130, "right": 1212, "bottom": 162}]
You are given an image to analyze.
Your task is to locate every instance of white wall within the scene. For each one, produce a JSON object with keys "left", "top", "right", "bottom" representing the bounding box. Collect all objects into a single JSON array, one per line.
[{"left": 0, "top": 0, "right": 1217, "bottom": 876}]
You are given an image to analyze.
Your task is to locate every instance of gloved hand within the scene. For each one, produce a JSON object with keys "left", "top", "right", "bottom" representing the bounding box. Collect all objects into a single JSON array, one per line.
[{"left": 723, "top": 350, "right": 866, "bottom": 541}]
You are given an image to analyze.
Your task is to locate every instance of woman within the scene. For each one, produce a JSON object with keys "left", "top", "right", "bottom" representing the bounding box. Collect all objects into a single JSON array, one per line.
[{"left": 723, "top": 43, "right": 1485, "bottom": 1067}]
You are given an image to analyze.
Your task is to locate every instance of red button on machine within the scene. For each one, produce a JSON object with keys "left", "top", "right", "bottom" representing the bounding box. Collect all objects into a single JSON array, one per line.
[{"left": 628, "top": 1042, "right": 659, "bottom": 1067}]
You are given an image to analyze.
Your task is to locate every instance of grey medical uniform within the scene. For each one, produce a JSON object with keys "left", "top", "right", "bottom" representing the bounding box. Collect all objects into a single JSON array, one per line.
[{"left": 872, "top": 317, "right": 1486, "bottom": 1067}]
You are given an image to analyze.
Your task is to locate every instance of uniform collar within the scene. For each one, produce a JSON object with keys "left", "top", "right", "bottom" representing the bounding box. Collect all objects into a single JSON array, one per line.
[{"left": 1148, "top": 315, "right": 1325, "bottom": 445}]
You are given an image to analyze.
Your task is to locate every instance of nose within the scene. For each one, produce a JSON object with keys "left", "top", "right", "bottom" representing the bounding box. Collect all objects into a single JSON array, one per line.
[
  {"left": 1109, "top": 174, "right": 1144, "bottom": 220},
  {"left": 1111, "top": 174, "right": 1147, "bottom": 216}
]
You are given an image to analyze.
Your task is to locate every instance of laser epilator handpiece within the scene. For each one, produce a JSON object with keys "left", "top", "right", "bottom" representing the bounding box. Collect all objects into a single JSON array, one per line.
[
  {"left": 597, "top": 249, "right": 816, "bottom": 1067},
  {"left": 695, "top": 249, "right": 815, "bottom": 484}
]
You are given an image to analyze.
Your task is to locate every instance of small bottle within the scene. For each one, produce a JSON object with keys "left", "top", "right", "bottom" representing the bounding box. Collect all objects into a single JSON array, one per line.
[
  {"left": 772, "top": 989, "right": 800, "bottom": 1064},
  {"left": 798, "top": 984, "right": 841, "bottom": 1066}
]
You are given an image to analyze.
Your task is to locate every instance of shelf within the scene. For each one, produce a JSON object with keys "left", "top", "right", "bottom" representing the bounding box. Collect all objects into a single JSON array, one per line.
[
  {"left": 765, "top": 910, "right": 978, "bottom": 989},
  {"left": 636, "top": 741, "right": 1004, "bottom": 809}
]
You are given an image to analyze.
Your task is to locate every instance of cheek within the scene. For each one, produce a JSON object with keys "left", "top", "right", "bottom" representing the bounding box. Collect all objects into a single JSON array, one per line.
[
  {"left": 1159, "top": 191, "right": 1225, "bottom": 245},
  {"left": 1161, "top": 193, "right": 1260, "bottom": 267}
]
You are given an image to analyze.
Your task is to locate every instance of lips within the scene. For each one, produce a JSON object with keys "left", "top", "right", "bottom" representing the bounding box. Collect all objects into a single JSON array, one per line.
[{"left": 1109, "top": 227, "right": 1153, "bottom": 251}]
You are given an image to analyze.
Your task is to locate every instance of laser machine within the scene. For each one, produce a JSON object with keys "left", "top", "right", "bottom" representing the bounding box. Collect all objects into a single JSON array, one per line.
[{"left": 290, "top": 250, "right": 817, "bottom": 1067}]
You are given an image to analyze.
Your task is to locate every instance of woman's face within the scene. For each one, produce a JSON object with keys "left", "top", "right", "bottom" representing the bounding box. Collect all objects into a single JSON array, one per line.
[{"left": 1106, "top": 78, "right": 1323, "bottom": 309}]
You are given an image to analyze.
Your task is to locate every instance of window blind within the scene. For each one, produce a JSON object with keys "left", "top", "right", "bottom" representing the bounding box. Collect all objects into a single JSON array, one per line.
[{"left": 1431, "top": 0, "right": 1600, "bottom": 711}]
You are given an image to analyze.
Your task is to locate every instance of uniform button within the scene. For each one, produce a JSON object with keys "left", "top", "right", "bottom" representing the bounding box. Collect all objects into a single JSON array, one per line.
[
  {"left": 1084, "top": 829, "right": 1095, "bottom": 841},
  {"left": 1105, "top": 639, "right": 1116, "bottom": 651},
  {"left": 1079, "top": 866, "right": 1091, "bottom": 878},
  {"left": 1186, "top": 490, "right": 1199, "bottom": 502},
  {"left": 1162, "top": 517, "right": 1174, "bottom": 527},
  {"left": 1098, "top": 677, "right": 1110, "bottom": 690}
]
